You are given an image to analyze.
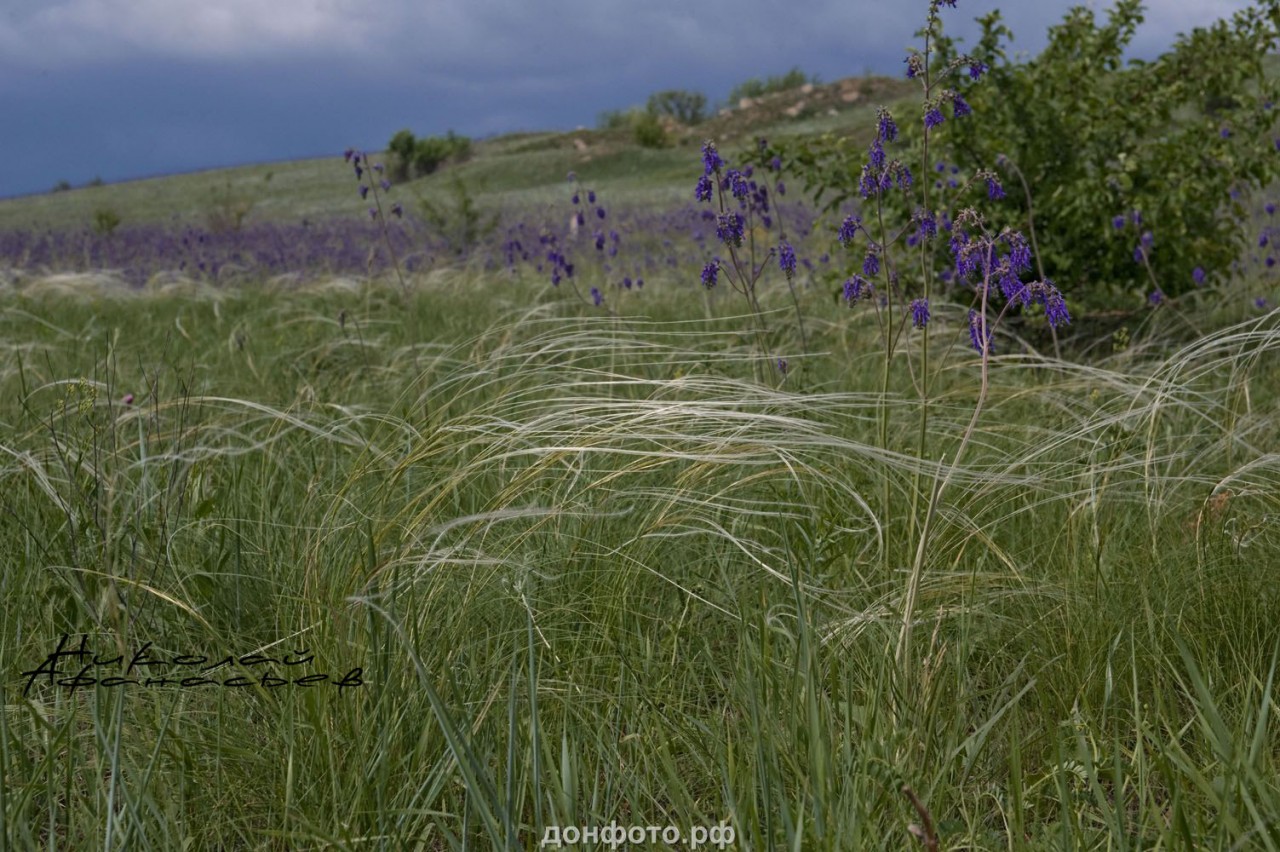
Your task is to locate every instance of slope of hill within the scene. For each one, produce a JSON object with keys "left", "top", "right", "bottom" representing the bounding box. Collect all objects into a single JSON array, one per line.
[{"left": 0, "top": 75, "right": 915, "bottom": 234}]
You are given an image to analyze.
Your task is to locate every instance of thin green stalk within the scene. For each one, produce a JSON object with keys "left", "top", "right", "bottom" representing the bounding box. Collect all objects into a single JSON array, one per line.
[
  {"left": 908, "top": 15, "right": 937, "bottom": 551},
  {"left": 897, "top": 262, "right": 1016, "bottom": 679}
]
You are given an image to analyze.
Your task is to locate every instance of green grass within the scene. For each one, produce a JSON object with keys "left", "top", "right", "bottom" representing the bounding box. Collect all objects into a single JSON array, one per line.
[
  {"left": 2, "top": 64, "right": 1279, "bottom": 851},
  {"left": 1, "top": 265, "right": 1278, "bottom": 849},
  {"left": 0, "top": 74, "right": 910, "bottom": 234}
]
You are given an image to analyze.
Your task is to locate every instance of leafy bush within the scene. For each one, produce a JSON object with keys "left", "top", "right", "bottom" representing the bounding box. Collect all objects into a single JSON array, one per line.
[
  {"left": 91, "top": 208, "right": 121, "bottom": 236},
  {"left": 597, "top": 108, "right": 645, "bottom": 130},
  {"left": 205, "top": 172, "right": 273, "bottom": 233},
  {"left": 769, "top": 2, "right": 1280, "bottom": 313},
  {"left": 728, "top": 67, "right": 818, "bottom": 103},
  {"left": 415, "top": 176, "right": 498, "bottom": 257},
  {"left": 646, "top": 89, "right": 707, "bottom": 125},
  {"left": 388, "top": 130, "right": 472, "bottom": 180},
  {"left": 633, "top": 112, "right": 669, "bottom": 149},
  {"left": 932, "top": 1, "right": 1280, "bottom": 309},
  {"left": 411, "top": 136, "right": 453, "bottom": 176},
  {"left": 388, "top": 129, "right": 417, "bottom": 182},
  {"left": 51, "top": 180, "right": 71, "bottom": 193}
]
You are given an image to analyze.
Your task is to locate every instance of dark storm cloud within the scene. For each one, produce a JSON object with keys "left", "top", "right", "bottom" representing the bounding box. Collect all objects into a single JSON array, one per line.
[{"left": 0, "top": 0, "right": 1257, "bottom": 198}]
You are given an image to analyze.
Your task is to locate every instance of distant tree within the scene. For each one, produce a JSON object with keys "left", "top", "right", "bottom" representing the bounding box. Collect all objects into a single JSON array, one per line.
[
  {"left": 633, "top": 112, "right": 669, "bottom": 149},
  {"left": 51, "top": 179, "right": 71, "bottom": 193},
  {"left": 388, "top": 129, "right": 417, "bottom": 181},
  {"left": 646, "top": 89, "right": 707, "bottom": 125},
  {"left": 597, "top": 107, "right": 648, "bottom": 131},
  {"left": 392, "top": 129, "right": 472, "bottom": 179},
  {"left": 728, "top": 67, "right": 819, "bottom": 103},
  {"left": 412, "top": 136, "right": 452, "bottom": 176},
  {"left": 87, "top": 176, "right": 105, "bottom": 188},
  {"left": 443, "top": 130, "right": 471, "bottom": 164}
]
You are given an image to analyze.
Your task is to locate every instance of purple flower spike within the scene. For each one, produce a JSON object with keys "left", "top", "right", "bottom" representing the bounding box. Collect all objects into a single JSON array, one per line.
[
  {"left": 876, "top": 108, "right": 898, "bottom": 143},
  {"left": 591, "top": 287, "right": 603, "bottom": 306},
  {"left": 968, "top": 311, "right": 985, "bottom": 352},
  {"left": 359, "top": 185, "right": 369, "bottom": 199},
  {"left": 695, "top": 175, "right": 713, "bottom": 202},
  {"left": 843, "top": 275, "right": 869, "bottom": 302},
  {"left": 917, "top": 209, "right": 937, "bottom": 240},
  {"left": 1193, "top": 266, "right": 1206, "bottom": 286},
  {"left": 869, "top": 139, "right": 886, "bottom": 169},
  {"left": 701, "top": 260, "right": 719, "bottom": 288},
  {"left": 838, "top": 215, "right": 861, "bottom": 246},
  {"left": 910, "top": 298, "right": 931, "bottom": 329},
  {"left": 391, "top": 202, "right": 403, "bottom": 218},
  {"left": 778, "top": 242, "right": 797, "bottom": 275},
  {"left": 987, "top": 177, "right": 1005, "bottom": 200},
  {"left": 701, "top": 141, "right": 724, "bottom": 175},
  {"left": 924, "top": 107, "right": 945, "bottom": 130},
  {"left": 380, "top": 179, "right": 391, "bottom": 191},
  {"left": 716, "top": 212, "right": 745, "bottom": 246},
  {"left": 952, "top": 93, "right": 971, "bottom": 118},
  {"left": 862, "top": 252, "right": 880, "bottom": 277},
  {"left": 1044, "top": 290, "right": 1071, "bottom": 328}
]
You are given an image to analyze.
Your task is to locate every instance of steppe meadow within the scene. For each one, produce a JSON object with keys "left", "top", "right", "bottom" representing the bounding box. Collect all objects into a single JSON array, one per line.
[{"left": 3, "top": 1, "right": 1280, "bottom": 848}]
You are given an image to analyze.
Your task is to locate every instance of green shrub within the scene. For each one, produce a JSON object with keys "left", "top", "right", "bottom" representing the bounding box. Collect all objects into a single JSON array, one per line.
[
  {"left": 769, "top": 2, "right": 1280, "bottom": 313},
  {"left": 930, "top": 1, "right": 1280, "bottom": 308},
  {"left": 597, "top": 108, "right": 638, "bottom": 130},
  {"left": 728, "top": 67, "right": 818, "bottom": 103},
  {"left": 633, "top": 112, "right": 669, "bottom": 149},
  {"left": 646, "top": 89, "right": 707, "bottom": 125},
  {"left": 388, "top": 129, "right": 417, "bottom": 182},
  {"left": 397, "top": 130, "right": 472, "bottom": 179},
  {"left": 415, "top": 176, "right": 499, "bottom": 257},
  {"left": 51, "top": 180, "right": 71, "bottom": 193},
  {"left": 205, "top": 172, "right": 273, "bottom": 233},
  {"left": 597, "top": 106, "right": 655, "bottom": 133},
  {"left": 91, "top": 208, "right": 121, "bottom": 235}
]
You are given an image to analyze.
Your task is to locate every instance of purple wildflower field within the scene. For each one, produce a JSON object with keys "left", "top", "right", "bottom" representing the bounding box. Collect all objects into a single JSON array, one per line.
[{"left": 0, "top": 194, "right": 835, "bottom": 295}]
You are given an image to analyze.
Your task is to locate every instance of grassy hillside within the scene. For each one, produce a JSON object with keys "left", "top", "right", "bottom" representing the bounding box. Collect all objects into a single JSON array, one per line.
[{"left": 0, "top": 75, "right": 914, "bottom": 233}]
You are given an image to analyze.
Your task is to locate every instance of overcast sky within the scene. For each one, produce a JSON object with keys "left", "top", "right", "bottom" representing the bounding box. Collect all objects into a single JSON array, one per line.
[{"left": 0, "top": 0, "right": 1258, "bottom": 199}]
